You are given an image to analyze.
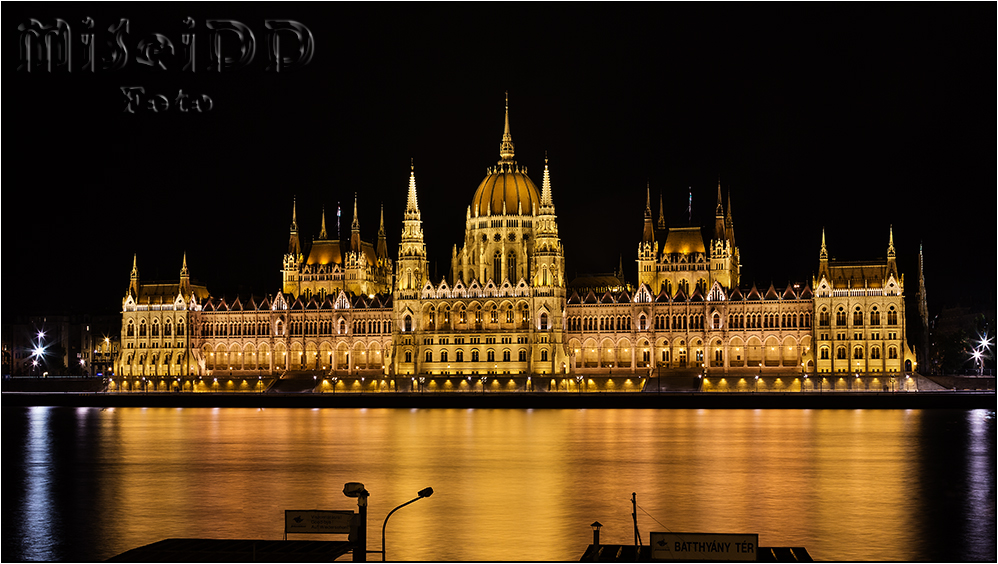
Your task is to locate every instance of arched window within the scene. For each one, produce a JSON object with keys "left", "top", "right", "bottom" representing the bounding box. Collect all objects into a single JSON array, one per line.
[
  {"left": 853, "top": 307, "right": 863, "bottom": 326},
  {"left": 540, "top": 313, "right": 549, "bottom": 331},
  {"left": 888, "top": 346, "right": 898, "bottom": 359},
  {"left": 425, "top": 350, "right": 433, "bottom": 362},
  {"left": 820, "top": 347, "right": 829, "bottom": 360},
  {"left": 871, "top": 347, "right": 881, "bottom": 360},
  {"left": 639, "top": 315, "right": 647, "bottom": 331},
  {"left": 503, "top": 350, "right": 510, "bottom": 362},
  {"left": 508, "top": 251, "right": 517, "bottom": 282},
  {"left": 854, "top": 347, "right": 864, "bottom": 359},
  {"left": 456, "top": 350, "right": 464, "bottom": 362},
  {"left": 127, "top": 321, "right": 135, "bottom": 336},
  {"left": 441, "top": 351, "right": 448, "bottom": 362},
  {"left": 870, "top": 308, "right": 881, "bottom": 325},
  {"left": 836, "top": 347, "right": 847, "bottom": 360},
  {"left": 887, "top": 307, "right": 898, "bottom": 325},
  {"left": 518, "top": 350, "right": 526, "bottom": 361},
  {"left": 541, "top": 349, "right": 548, "bottom": 362},
  {"left": 836, "top": 308, "right": 846, "bottom": 326},
  {"left": 404, "top": 315, "right": 412, "bottom": 332},
  {"left": 487, "top": 350, "right": 495, "bottom": 362},
  {"left": 472, "top": 350, "right": 479, "bottom": 362},
  {"left": 494, "top": 251, "right": 502, "bottom": 282}
]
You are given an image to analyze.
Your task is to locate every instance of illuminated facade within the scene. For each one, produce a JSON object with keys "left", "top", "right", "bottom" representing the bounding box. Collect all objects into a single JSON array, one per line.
[{"left": 114, "top": 97, "right": 917, "bottom": 391}]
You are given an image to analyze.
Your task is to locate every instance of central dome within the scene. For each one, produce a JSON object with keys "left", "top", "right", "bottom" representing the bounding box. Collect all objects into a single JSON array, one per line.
[
  {"left": 471, "top": 94, "right": 540, "bottom": 217},
  {"left": 472, "top": 165, "right": 540, "bottom": 217}
]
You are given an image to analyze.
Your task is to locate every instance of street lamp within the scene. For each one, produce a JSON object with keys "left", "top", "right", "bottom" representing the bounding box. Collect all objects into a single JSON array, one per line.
[
  {"left": 343, "top": 483, "right": 370, "bottom": 562},
  {"left": 576, "top": 375, "right": 583, "bottom": 395},
  {"left": 381, "top": 487, "right": 433, "bottom": 561}
]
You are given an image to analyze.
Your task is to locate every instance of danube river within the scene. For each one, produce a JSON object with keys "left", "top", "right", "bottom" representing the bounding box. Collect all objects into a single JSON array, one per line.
[{"left": 4, "top": 407, "right": 995, "bottom": 561}]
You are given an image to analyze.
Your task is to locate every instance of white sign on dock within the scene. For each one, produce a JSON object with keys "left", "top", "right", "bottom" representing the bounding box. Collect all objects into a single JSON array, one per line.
[
  {"left": 650, "top": 532, "right": 759, "bottom": 561},
  {"left": 284, "top": 510, "right": 354, "bottom": 534}
]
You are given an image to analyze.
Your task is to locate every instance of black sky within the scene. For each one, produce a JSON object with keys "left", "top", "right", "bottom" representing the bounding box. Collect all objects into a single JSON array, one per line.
[{"left": 7, "top": 2, "right": 995, "bottom": 319}]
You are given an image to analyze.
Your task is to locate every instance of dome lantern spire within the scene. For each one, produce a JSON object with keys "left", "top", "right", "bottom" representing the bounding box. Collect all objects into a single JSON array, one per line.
[{"left": 499, "top": 91, "right": 515, "bottom": 163}]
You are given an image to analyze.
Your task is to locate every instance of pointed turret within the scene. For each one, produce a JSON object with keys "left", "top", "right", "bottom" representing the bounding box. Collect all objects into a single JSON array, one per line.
[
  {"left": 406, "top": 159, "right": 420, "bottom": 218},
  {"left": 642, "top": 181, "right": 655, "bottom": 243},
  {"left": 288, "top": 198, "right": 302, "bottom": 259},
  {"left": 887, "top": 225, "right": 898, "bottom": 278},
  {"left": 398, "top": 160, "right": 428, "bottom": 293},
  {"left": 724, "top": 189, "right": 736, "bottom": 246},
  {"left": 350, "top": 192, "right": 362, "bottom": 253},
  {"left": 714, "top": 179, "right": 725, "bottom": 241},
  {"left": 540, "top": 151, "right": 555, "bottom": 212},
  {"left": 818, "top": 228, "right": 830, "bottom": 280},
  {"left": 318, "top": 207, "right": 328, "bottom": 240},
  {"left": 377, "top": 204, "right": 388, "bottom": 260},
  {"left": 128, "top": 253, "right": 140, "bottom": 298},
  {"left": 657, "top": 192, "right": 666, "bottom": 230},
  {"left": 179, "top": 253, "right": 191, "bottom": 298}
]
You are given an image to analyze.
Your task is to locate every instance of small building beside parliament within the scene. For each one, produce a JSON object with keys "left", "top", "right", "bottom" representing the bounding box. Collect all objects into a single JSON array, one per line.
[{"left": 113, "top": 98, "right": 918, "bottom": 393}]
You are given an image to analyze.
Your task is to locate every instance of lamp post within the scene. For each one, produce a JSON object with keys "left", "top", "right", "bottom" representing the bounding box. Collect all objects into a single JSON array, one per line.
[
  {"left": 576, "top": 375, "right": 583, "bottom": 395},
  {"left": 343, "top": 483, "right": 370, "bottom": 562},
  {"left": 381, "top": 487, "right": 433, "bottom": 561},
  {"left": 591, "top": 521, "right": 603, "bottom": 556}
]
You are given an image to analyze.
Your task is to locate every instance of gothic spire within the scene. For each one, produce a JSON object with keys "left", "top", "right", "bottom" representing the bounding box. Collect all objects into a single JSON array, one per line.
[
  {"left": 642, "top": 181, "right": 655, "bottom": 243},
  {"left": 352, "top": 193, "right": 360, "bottom": 232},
  {"left": 540, "top": 151, "right": 554, "bottom": 209},
  {"left": 319, "top": 207, "right": 328, "bottom": 239},
  {"left": 499, "top": 91, "right": 515, "bottom": 163},
  {"left": 657, "top": 191, "right": 666, "bottom": 229},
  {"left": 406, "top": 158, "right": 420, "bottom": 216}
]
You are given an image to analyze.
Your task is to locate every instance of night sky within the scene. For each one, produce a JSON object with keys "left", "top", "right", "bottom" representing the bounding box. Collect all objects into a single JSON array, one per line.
[{"left": 8, "top": 3, "right": 994, "bottom": 319}]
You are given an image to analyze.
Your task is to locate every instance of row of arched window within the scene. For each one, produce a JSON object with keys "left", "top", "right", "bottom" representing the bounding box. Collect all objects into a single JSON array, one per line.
[
  {"left": 727, "top": 312, "right": 812, "bottom": 329},
  {"left": 819, "top": 306, "right": 899, "bottom": 327},
  {"left": 126, "top": 319, "right": 185, "bottom": 337},
  {"left": 819, "top": 345, "right": 900, "bottom": 360},
  {"left": 423, "top": 349, "right": 537, "bottom": 363},
  {"left": 569, "top": 315, "right": 635, "bottom": 332}
]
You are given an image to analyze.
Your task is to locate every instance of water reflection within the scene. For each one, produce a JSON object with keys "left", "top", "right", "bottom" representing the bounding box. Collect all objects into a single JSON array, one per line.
[{"left": 5, "top": 407, "right": 995, "bottom": 562}]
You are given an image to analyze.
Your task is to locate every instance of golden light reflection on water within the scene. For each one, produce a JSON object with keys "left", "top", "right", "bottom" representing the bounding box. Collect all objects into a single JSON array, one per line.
[{"left": 19, "top": 407, "right": 981, "bottom": 561}]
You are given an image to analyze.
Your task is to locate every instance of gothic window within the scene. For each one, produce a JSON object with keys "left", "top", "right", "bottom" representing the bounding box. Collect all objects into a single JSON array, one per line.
[
  {"left": 139, "top": 322, "right": 147, "bottom": 337},
  {"left": 888, "top": 346, "right": 898, "bottom": 359},
  {"left": 853, "top": 307, "right": 863, "bottom": 326},
  {"left": 503, "top": 350, "right": 511, "bottom": 362},
  {"left": 127, "top": 321, "right": 135, "bottom": 337},
  {"left": 820, "top": 347, "right": 830, "bottom": 360},
  {"left": 472, "top": 350, "right": 480, "bottom": 362},
  {"left": 425, "top": 350, "right": 433, "bottom": 362},
  {"left": 854, "top": 347, "right": 864, "bottom": 359},
  {"left": 837, "top": 347, "right": 847, "bottom": 360},
  {"left": 871, "top": 347, "right": 881, "bottom": 360},
  {"left": 493, "top": 251, "right": 502, "bottom": 282},
  {"left": 540, "top": 313, "right": 549, "bottom": 331},
  {"left": 460, "top": 309, "right": 467, "bottom": 324},
  {"left": 339, "top": 320, "right": 346, "bottom": 334},
  {"left": 151, "top": 322, "right": 159, "bottom": 337},
  {"left": 178, "top": 321, "right": 184, "bottom": 336},
  {"left": 164, "top": 321, "right": 172, "bottom": 337},
  {"left": 639, "top": 315, "right": 647, "bottom": 331},
  {"left": 870, "top": 308, "right": 881, "bottom": 325},
  {"left": 405, "top": 351, "right": 412, "bottom": 363},
  {"left": 887, "top": 307, "right": 898, "bottom": 325},
  {"left": 836, "top": 308, "right": 846, "bottom": 326},
  {"left": 456, "top": 350, "right": 464, "bottom": 362},
  {"left": 541, "top": 349, "right": 548, "bottom": 362},
  {"left": 713, "top": 313, "right": 721, "bottom": 330},
  {"left": 518, "top": 350, "right": 527, "bottom": 361},
  {"left": 404, "top": 315, "right": 412, "bottom": 332},
  {"left": 506, "top": 308, "right": 514, "bottom": 323},
  {"left": 487, "top": 350, "right": 495, "bottom": 362},
  {"left": 508, "top": 252, "right": 517, "bottom": 282},
  {"left": 441, "top": 351, "right": 448, "bottom": 362},
  {"left": 490, "top": 307, "right": 498, "bottom": 324}
]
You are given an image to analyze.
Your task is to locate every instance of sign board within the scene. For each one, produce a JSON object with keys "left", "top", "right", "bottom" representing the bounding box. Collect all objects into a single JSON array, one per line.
[
  {"left": 284, "top": 510, "right": 354, "bottom": 534},
  {"left": 650, "top": 532, "right": 759, "bottom": 561}
]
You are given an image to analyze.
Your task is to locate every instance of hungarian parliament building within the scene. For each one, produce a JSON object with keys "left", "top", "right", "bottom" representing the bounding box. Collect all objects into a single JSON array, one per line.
[{"left": 114, "top": 99, "right": 918, "bottom": 392}]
